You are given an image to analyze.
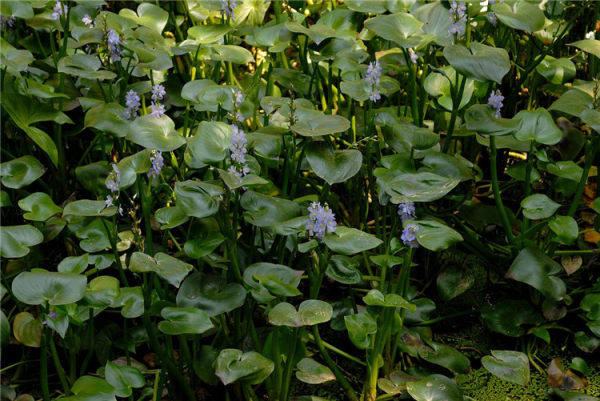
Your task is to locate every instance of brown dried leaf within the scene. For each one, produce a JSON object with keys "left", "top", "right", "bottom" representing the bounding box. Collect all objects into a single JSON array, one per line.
[{"left": 561, "top": 255, "right": 583, "bottom": 275}]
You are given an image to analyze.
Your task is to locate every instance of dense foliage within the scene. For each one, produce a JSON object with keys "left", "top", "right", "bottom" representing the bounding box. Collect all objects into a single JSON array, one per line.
[{"left": 1, "top": 1, "right": 599, "bottom": 400}]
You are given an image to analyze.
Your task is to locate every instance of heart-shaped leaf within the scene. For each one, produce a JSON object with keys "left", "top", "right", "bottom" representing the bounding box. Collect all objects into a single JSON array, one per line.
[
  {"left": 241, "top": 190, "right": 302, "bottom": 228},
  {"left": 506, "top": 247, "right": 566, "bottom": 301},
  {"left": 406, "top": 374, "right": 464, "bottom": 401},
  {"left": 521, "top": 194, "right": 561, "bottom": 220},
  {"left": 492, "top": 1, "right": 545, "bottom": 32},
  {"left": 295, "top": 358, "right": 335, "bottom": 384},
  {"left": 364, "top": 13, "right": 424, "bottom": 47},
  {"left": 513, "top": 109, "right": 562, "bottom": 145},
  {"left": 215, "top": 349, "right": 274, "bottom": 385},
  {"left": 58, "top": 54, "right": 116, "bottom": 80},
  {"left": 158, "top": 307, "right": 214, "bottom": 335},
  {"left": 482, "top": 350, "right": 530, "bottom": 386},
  {"left": 305, "top": 142, "right": 363, "bottom": 185},
  {"left": 177, "top": 273, "right": 246, "bottom": 317},
  {"left": 12, "top": 270, "right": 87, "bottom": 305},
  {"left": 324, "top": 226, "right": 382, "bottom": 255},
  {"left": 185, "top": 121, "right": 232, "bottom": 168},
  {"left": 127, "top": 115, "right": 185, "bottom": 152},
  {"left": 549, "top": 215, "right": 579, "bottom": 245},
  {"left": 129, "top": 252, "right": 193, "bottom": 288},
  {"left": 344, "top": 312, "right": 377, "bottom": 349},
  {"left": 0, "top": 156, "right": 44, "bottom": 189},
  {"left": 269, "top": 300, "right": 333, "bottom": 327},
  {"left": 443, "top": 42, "right": 510, "bottom": 83},
  {"left": 13, "top": 312, "right": 41, "bottom": 347},
  {"left": 243, "top": 263, "right": 303, "bottom": 302},
  {"left": 18, "top": 192, "right": 62, "bottom": 221},
  {"left": 481, "top": 299, "right": 544, "bottom": 337},
  {"left": 291, "top": 109, "right": 350, "bottom": 137},
  {"left": 174, "top": 180, "right": 223, "bottom": 219},
  {"left": 412, "top": 219, "right": 463, "bottom": 251},
  {"left": 363, "top": 289, "right": 416, "bottom": 311},
  {"left": 84, "top": 276, "right": 119, "bottom": 307},
  {"left": 326, "top": 255, "right": 362, "bottom": 284},
  {"left": 63, "top": 200, "right": 117, "bottom": 217},
  {"left": 104, "top": 361, "right": 144, "bottom": 398},
  {"left": 0, "top": 225, "right": 43, "bottom": 258}
]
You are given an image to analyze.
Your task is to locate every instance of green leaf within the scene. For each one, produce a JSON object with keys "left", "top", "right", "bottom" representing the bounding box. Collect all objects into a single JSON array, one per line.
[
  {"left": 481, "top": 299, "right": 543, "bottom": 337},
  {"left": 406, "top": 374, "right": 464, "bottom": 401},
  {"left": 119, "top": 2, "right": 168, "bottom": 32},
  {"left": 492, "top": 1, "right": 545, "bottom": 32},
  {"left": 344, "top": 312, "right": 377, "bottom": 349},
  {"left": 323, "top": 226, "right": 382, "bottom": 255},
  {"left": 104, "top": 361, "right": 144, "bottom": 398},
  {"left": 158, "top": 307, "right": 214, "bottom": 335},
  {"left": 268, "top": 300, "right": 333, "bottom": 327},
  {"left": 84, "top": 103, "right": 129, "bottom": 138},
  {"left": 243, "top": 262, "right": 303, "bottom": 302},
  {"left": 175, "top": 180, "right": 223, "bottom": 219},
  {"left": 58, "top": 376, "right": 116, "bottom": 401},
  {"left": 419, "top": 340, "right": 470, "bottom": 374},
  {"left": 215, "top": 349, "right": 274, "bottom": 385},
  {"left": 63, "top": 200, "right": 117, "bottom": 217},
  {"left": 553, "top": 389, "right": 599, "bottom": 401},
  {"left": 185, "top": 121, "right": 232, "bottom": 168},
  {"left": 184, "top": 231, "right": 225, "bottom": 259},
  {"left": 482, "top": 350, "right": 530, "bottom": 386},
  {"left": 111, "top": 287, "right": 144, "bottom": 319},
  {"left": 291, "top": 109, "right": 350, "bottom": 137},
  {"left": 305, "top": 142, "right": 363, "bottom": 185},
  {"left": 18, "top": 192, "right": 62, "bottom": 221},
  {"left": 295, "top": 358, "right": 335, "bottom": 384},
  {"left": 155, "top": 204, "right": 189, "bottom": 229},
  {"left": 569, "top": 39, "right": 600, "bottom": 59},
  {"left": 0, "top": 224, "right": 43, "bottom": 258},
  {"left": 436, "top": 266, "right": 474, "bottom": 301},
  {"left": 464, "top": 104, "right": 520, "bottom": 135},
  {"left": 546, "top": 161, "right": 583, "bottom": 182},
  {"left": 177, "top": 273, "right": 246, "bottom": 317},
  {"left": 521, "top": 194, "right": 560, "bottom": 220},
  {"left": 506, "top": 248, "right": 566, "bottom": 301},
  {"left": 549, "top": 89, "right": 594, "bottom": 118},
  {"left": 127, "top": 115, "right": 186, "bottom": 152},
  {"left": 0, "top": 156, "right": 44, "bottom": 189},
  {"left": 340, "top": 76, "right": 400, "bottom": 102},
  {"left": 412, "top": 219, "right": 463, "bottom": 251},
  {"left": 549, "top": 215, "right": 579, "bottom": 245},
  {"left": 536, "top": 56, "right": 576, "bottom": 84},
  {"left": 241, "top": 190, "right": 302, "bottom": 228},
  {"left": 12, "top": 270, "right": 87, "bottom": 305},
  {"left": 129, "top": 252, "right": 192, "bottom": 288},
  {"left": 187, "top": 24, "right": 232, "bottom": 43},
  {"left": 84, "top": 276, "right": 119, "bottom": 307},
  {"left": 363, "top": 289, "right": 416, "bottom": 311},
  {"left": 0, "top": 310, "right": 9, "bottom": 346},
  {"left": 364, "top": 13, "right": 424, "bottom": 47},
  {"left": 326, "top": 255, "right": 362, "bottom": 284},
  {"left": 376, "top": 171, "right": 460, "bottom": 203},
  {"left": 443, "top": 42, "right": 510, "bottom": 83},
  {"left": 12, "top": 312, "right": 41, "bottom": 347},
  {"left": 424, "top": 66, "right": 474, "bottom": 111},
  {"left": 513, "top": 109, "right": 562, "bottom": 145},
  {"left": 58, "top": 54, "right": 116, "bottom": 80}
]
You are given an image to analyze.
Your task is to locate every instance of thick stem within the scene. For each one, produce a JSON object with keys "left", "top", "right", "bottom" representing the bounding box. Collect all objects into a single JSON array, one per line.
[{"left": 490, "top": 136, "right": 515, "bottom": 243}]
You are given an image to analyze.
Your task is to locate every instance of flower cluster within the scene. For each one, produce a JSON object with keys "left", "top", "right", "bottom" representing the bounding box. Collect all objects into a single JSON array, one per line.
[
  {"left": 486, "top": 0, "right": 503, "bottom": 25},
  {"left": 105, "top": 164, "right": 123, "bottom": 215},
  {"left": 488, "top": 90, "right": 504, "bottom": 117},
  {"left": 231, "top": 89, "right": 245, "bottom": 122},
  {"left": 82, "top": 14, "right": 94, "bottom": 28},
  {"left": 398, "top": 201, "right": 419, "bottom": 248},
  {"left": 398, "top": 202, "right": 416, "bottom": 223},
  {"left": 306, "top": 202, "right": 337, "bottom": 240},
  {"left": 52, "top": 1, "right": 67, "bottom": 20},
  {"left": 220, "top": 0, "right": 237, "bottom": 20},
  {"left": 124, "top": 90, "right": 141, "bottom": 119},
  {"left": 1, "top": 16, "right": 15, "bottom": 28},
  {"left": 448, "top": 1, "right": 467, "bottom": 37},
  {"left": 148, "top": 150, "right": 164, "bottom": 178},
  {"left": 107, "top": 29, "right": 121, "bottom": 62},
  {"left": 150, "top": 84, "right": 166, "bottom": 118},
  {"left": 401, "top": 223, "right": 420, "bottom": 248},
  {"left": 365, "top": 60, "right": 382, "bottom": 102},
  {"left": 228, "top": 125, "right": 250, "bottom": 177},
  {"left": 409, "top": 49, "right": 418, "bottom": 64}
]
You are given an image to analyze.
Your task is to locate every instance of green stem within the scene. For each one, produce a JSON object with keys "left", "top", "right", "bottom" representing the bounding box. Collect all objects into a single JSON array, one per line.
[
  {"left": 489, "top": 136, "right": 515, "bottom": 243},
  {"left": 442, "top": 75, "right": 467, "bottom": 153},
  {"left": 49, "top": 335, "right": 71, "bottom": 395},
  {"left": 312, "top": 326, "right": 359, "bottom": 401},
  {"left": 41, "top": 325, "right": 50, "bottom": 401},
  {"left": 280, "top": 327, "right": 301, "bottom": 401}
]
